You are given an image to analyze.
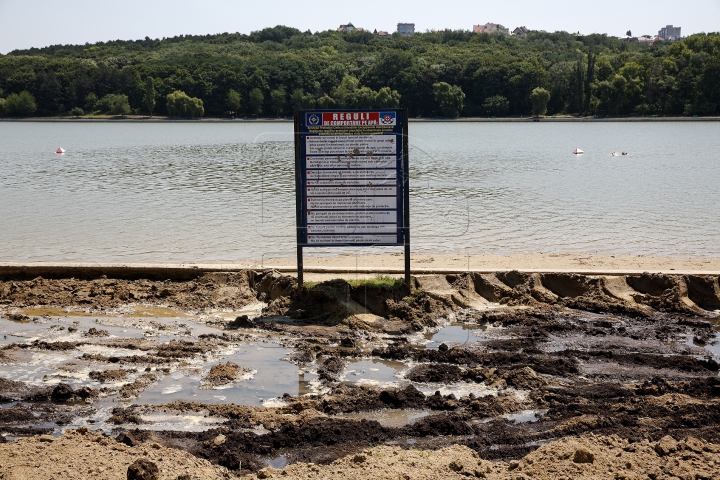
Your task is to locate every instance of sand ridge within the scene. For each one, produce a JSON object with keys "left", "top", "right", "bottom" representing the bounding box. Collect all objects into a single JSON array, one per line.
[
  {"left": 0, "top": 427, "right": 232, "bottom": 479},
  {"left": 4, "top": 429, "right": 716, "bottom": 480}
]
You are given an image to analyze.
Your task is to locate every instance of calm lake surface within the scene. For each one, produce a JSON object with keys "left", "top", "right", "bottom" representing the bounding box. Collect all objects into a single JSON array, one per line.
[{"left": 1, "top": 121, "right": 719, "bottom": 263}]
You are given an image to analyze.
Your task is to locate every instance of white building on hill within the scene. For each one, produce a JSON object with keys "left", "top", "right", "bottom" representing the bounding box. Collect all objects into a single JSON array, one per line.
[
  {"left": 474, "top": 23, "right": 509, "bottom": 34},
  {"left": 658, "top": 25, "right": 681, "bottom": 41},
  {"left": 397, "top": 23, "right": 415, "bottom": 36}
]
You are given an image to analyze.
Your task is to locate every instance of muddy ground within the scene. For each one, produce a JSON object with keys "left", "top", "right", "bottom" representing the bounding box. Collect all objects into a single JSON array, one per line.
[{"left": 1, "top": 270, "right": 719, "bottom": 478}]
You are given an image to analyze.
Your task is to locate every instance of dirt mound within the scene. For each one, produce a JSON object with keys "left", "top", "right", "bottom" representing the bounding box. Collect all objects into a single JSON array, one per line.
[
  {"left": 89, "top": 369, "right": 130, "bottom": 383},
  {"left": 405, "top": 364, "right": 546, "bottom": 390},
  {"left": 201, "top": 361, "right": 253, "bottom": 389},
  {"left": 508, "top": 434, "right": 720, "bottom": 479},
  {"left": 253, "top": 433, "right": 720, "bottom": 479},
  {"left": 3, "top": 271, "right": 717, "bottom": 331},
  {"left": 0, "top": 427, "right": 232, "bottom": 480},
  {"left": 0, "top": 271, "right": 257, "bottom": 311},
  {"left": 316, "top": 357, "right": 346, "bottom": 382},
  {"left": 445, "top": 271, "right": 720, "bottom": 315},
  {"left": 374, "top": 344, "right": 579, "bottom": 377},
  {"left": 259, "top": 276, "right": 452, "bottom": 331}
]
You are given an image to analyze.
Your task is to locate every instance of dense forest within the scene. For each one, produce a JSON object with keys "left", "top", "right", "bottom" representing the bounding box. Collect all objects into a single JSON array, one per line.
[{"left": 0, "top": 26, "right": 718, "bottom": 118}]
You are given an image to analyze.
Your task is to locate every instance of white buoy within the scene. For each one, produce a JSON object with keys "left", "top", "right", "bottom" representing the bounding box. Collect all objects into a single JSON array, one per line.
[
  {"left": 573, "top": 148, "right": 583, "bottom": 154},
  {"left": 56, "top": 148, "right": 65, "bottom": 154}
]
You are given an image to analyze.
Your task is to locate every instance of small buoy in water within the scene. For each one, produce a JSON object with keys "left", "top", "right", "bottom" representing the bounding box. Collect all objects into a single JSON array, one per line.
[
  {"left": 573, "top": 148, "right": 583, "bottom": 154},
  {"left": 56, "top": 148, "right": 65, "bottom": 154}
]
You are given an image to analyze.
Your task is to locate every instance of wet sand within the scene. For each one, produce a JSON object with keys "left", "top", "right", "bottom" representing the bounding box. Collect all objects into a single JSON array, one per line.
[
  {"left": 3, "top": 253, "right": 720, "bottom": 282},
  {"left": 1, "top": 268, "right": 719, "bottom": 478}
]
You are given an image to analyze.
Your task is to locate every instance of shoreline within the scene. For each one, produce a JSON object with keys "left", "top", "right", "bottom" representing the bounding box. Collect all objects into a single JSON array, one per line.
[
  {"left": 2, "top": 253, "right": 719, "bottom": 281},
  {"left": 2, "top": 116, "right": 720, "bottom": 123}
]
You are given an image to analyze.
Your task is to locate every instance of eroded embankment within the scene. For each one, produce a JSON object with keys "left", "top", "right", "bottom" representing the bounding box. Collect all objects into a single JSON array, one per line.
[
  {"left": 1, "top": 269, "right": 720, "bottom": 478},
  {"left": 3, "top": 270, "right": 719, "bottom": 323}
]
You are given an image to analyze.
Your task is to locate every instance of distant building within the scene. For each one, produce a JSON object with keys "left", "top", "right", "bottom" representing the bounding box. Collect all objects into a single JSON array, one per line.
[
  {"left": 512, "top": 26, "right": 530, "bottom": 35},
  {"left": 473, "top": 23, "right": 509, "bottom": 34},
  {"left": 658, "top": 25, "right": 681, "bottom": 41},
  {"left": 373, "top": 29, "right": 391, "bottom": 36},
  {"left": 620, "top": 36, "right": 639, "bottom": 43},
  {"left": 338, "top": 23, "right": 363, "bottom": 33},
  {"left": 650, "top": 36, "right": 665, "bottom": 45},
  {"left": 397, "top": 23, "right": 415, "bottom": 36}
]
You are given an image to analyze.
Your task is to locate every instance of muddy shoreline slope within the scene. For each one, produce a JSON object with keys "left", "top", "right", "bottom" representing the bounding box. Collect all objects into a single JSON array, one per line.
[{"left": 1, "top": 269, "right": 719, "bottom": 479}]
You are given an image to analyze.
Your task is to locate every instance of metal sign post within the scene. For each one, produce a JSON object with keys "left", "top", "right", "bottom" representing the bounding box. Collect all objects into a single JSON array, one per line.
[{"left": 294, "top": 109, "right": 409, "bottom": 286}]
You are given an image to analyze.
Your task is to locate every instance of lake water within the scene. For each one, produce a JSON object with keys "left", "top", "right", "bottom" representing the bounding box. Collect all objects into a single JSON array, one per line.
[{"left": 1, "top": 121, "right": 719, "bottom": 263}]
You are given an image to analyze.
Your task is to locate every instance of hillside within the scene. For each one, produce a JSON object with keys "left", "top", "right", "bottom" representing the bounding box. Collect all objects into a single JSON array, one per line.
[{"left": 0, "top": 26, "right": 718, "bottom": 117}]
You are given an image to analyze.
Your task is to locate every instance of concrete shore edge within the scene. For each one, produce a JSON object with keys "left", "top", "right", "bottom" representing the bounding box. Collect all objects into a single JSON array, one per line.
[{"left": 1, "top": 262, "right": 718, "bottom": 281}]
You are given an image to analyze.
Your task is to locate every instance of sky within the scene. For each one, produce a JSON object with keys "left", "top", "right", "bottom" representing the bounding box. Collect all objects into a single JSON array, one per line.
[{"left": 1, "top": 0, "right": 719, "bottom": 54}]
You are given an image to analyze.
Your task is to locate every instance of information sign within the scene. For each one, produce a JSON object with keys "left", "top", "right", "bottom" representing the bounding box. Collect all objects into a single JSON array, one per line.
[{"left": 294, "top": 109, "right": 409, "bottom": 283}]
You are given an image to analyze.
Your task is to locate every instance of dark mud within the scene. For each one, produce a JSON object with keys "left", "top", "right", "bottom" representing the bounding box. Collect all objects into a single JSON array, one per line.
[
  {"left": 0, "top": 271, "right": 259, "bottom": 311},
  {"left": 202, "top": 361, "right": 253, "bottom": 388},
  {"left": 1, "top": 270, "right": 720, "bottom": 473}
]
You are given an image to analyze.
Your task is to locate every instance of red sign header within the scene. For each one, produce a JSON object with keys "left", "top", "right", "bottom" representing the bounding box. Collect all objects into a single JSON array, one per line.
[{"left": 322, "top": 112, "right": 380, "bottom": 126}]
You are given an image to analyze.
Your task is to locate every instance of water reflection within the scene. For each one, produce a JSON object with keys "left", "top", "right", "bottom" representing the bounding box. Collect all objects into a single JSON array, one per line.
[{"left": 423, "top": 323, "right": 488, "bottom": 350}]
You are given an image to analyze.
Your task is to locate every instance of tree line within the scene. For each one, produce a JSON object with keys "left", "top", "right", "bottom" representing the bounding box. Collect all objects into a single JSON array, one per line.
[{"left": 0, "top": 26, "right": 718, "bottom": 118}]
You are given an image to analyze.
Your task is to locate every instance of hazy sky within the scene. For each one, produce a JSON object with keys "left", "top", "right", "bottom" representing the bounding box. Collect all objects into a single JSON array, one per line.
[{"left": 1, "top": 0, "right": 718, "bottom": 54}]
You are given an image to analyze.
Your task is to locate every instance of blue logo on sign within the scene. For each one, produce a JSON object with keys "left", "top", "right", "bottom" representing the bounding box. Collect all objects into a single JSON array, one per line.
[
  {"left": 307, "top": 113, "right": 321, "bottom": 126},
  {"left": 379, "top": 112, "right": 396, "bottom": 125}
]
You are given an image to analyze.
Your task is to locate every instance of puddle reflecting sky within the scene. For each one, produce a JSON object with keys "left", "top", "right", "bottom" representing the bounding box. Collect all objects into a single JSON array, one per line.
[
  {"left": 686, "top": 333, "right": 720, "bottom": 358},
  {"left": 136, "top": 341, "right": 301, "bottom": 407},
  {"left": 423, "top": 323, "right": 488, "bottom": 350},
  {"left": 343, "top": 358, "right": 408, "bottom": 389}
]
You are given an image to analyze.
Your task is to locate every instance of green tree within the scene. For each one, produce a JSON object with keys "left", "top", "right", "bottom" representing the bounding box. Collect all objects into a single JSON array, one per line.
[
  {"left": 594, "top": 56, "right": 615, "bottom": 82},
  {"left": 290, "top": 89, "right": 315, "bottom": 111},
  {"left": 583, "top": 52, "right": 596, "bottom": 115},
  {"left": 270, "top": 87, "right": 286, "bottom": 116},
  {"left": 318, "top": 64, "right": 348, "bottom": 94},
  {"left": 69, "top": 107, "right": 84, "bottom": 117},
  {"left": 226, "top": 89, "right": 241, "bottom": 115},
  {"left": 433, "top": 82, "right": 465, "bottom": 117},
  {"left": 247, "top": 88, "right": 264, "bottom": 116},
  {"left": 4, "top": 91, "right": 37, "bottom": 116},
  {"left": 482, "top": 95, "right": 509, "bottom": 116},
  {"left": 144, "top": 77, "right": 156, "bottom": 117},
  {"left": 332, "top": 76, "right": 360, "bottom": 108},
  {"left": 530, "top": 87, "right": 551, "bottom": 117},
  {"left": 96, "top": 94, "right": 131, "bottom": 115},
  {"left": 353, "top": 86, "right": 377, "bottom": 109},
  {"left": 316, "top": 95, "right": 336, "bottom": 109},
  {"left": 0, "top": 98, "right": 5, "bottom": 116},
  {"left": 595, "top": 75, "right": 627, "bottom": 116},
  {"left": 375, "top": 87, "right": 401, "bottom": 108},
  {"left": 166, "top": 90, "right": 204, "bottom": 117},
  {"left": 574, "top": 58, "right": 585, "bottom": 115},
  {"left": 84, "top": 93, "right": 98, "bottom": 112},
  {"left": 626, "top": 30, "right": 632, "bottom": 37}
]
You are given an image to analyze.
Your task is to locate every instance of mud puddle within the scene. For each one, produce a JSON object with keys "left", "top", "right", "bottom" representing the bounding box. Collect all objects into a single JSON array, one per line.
[
  {"left": 135, "top": 341, "right": 301, "bottom": 406},
  {"left": 341, "top": 359, "right": 408, "bottom": 389},
  {"left": 421, "top": 322, "right": 490, "bottom": 350},
  {"left": 337, "top": 409, "right": 431, "bottom": 427}
]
